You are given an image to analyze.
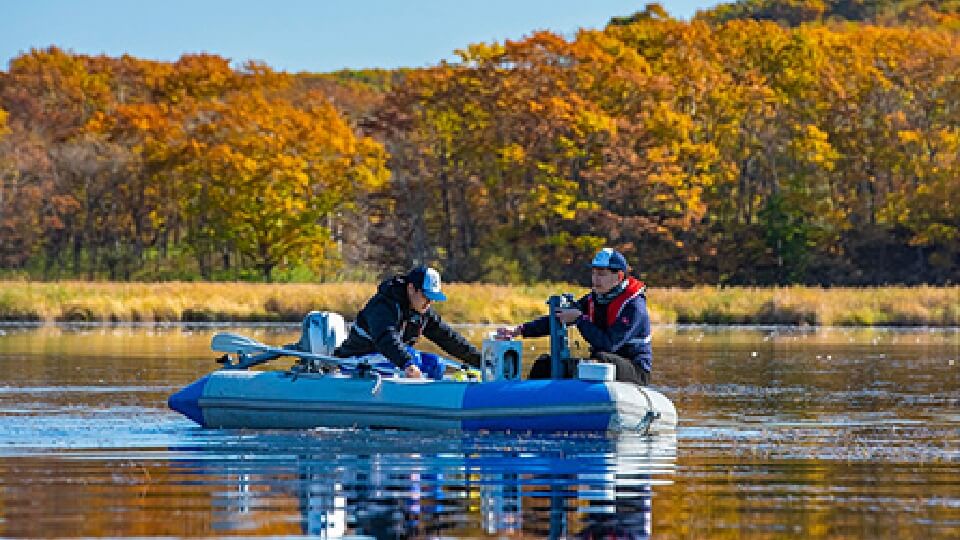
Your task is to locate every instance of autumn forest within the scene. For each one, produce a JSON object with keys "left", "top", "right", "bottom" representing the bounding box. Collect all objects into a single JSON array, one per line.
[{"left": 0, "top": 1, "right": 958, "bottom": 286}]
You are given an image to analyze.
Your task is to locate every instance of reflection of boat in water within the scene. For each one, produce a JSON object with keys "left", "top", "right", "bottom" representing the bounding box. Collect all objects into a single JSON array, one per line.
[
  {"left": 168, "top": 310, "right": 678, "bottom": 434},
  {"left": 172, "top": 429, "right": 676, "bottom": 538}
]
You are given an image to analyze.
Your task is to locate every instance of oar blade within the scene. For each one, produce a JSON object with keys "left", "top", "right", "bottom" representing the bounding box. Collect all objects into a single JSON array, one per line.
[
  {"left": 210, "top": 331, "right": 403, "bottom": 376},
  {"left": 211, "top": 332, "right": 269, "bottom": 353}
]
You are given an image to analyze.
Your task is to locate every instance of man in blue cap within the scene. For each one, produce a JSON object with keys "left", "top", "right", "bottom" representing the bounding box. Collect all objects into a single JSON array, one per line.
[
  {"left": 498, "top": 248, "right": 652, "bottom": 385},
  {"left": 334, "top": 265, "right": 481, "bottom": 378}
]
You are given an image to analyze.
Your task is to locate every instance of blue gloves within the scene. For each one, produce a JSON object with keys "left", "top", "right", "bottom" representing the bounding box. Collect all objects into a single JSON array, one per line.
[
  {"left": 419, "top": 352, "right": 445, "bottom": 380},
  {"left": 403, "top": 346, "right": 446, "bottom": 380}
]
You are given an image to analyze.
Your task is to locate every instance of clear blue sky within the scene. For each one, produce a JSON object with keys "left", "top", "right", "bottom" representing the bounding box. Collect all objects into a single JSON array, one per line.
[{"left": 2, "top": 1, "right": 720, "bottom": 73}]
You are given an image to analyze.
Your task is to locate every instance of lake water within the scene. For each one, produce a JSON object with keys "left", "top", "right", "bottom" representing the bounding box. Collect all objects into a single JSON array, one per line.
[{"left": 0, "top": 324, "right": 957, "bottom": 538}]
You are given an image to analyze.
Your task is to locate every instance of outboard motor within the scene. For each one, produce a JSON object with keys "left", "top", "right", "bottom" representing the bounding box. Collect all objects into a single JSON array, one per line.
[
  {"left": 295, "top": 311, "right": 347, "bottom": 355},
  {"left": 481, "top": 335, "right": 522, "bottom": 382}
]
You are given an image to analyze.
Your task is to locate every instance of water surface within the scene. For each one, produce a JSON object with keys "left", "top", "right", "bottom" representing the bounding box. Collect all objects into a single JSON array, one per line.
[{"left": 0, "top": 324, "right": 957, "bottom": 538}]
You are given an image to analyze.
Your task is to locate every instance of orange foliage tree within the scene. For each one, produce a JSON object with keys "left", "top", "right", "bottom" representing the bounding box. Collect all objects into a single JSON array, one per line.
[{"left": 1, "top": 5, "right": 958, "bottom": 285}]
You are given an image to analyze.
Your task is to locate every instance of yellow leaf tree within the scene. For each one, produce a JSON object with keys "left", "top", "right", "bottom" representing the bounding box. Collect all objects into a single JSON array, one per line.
[{"left": 178, "top": 90, "right": 388, "bottom": 280}]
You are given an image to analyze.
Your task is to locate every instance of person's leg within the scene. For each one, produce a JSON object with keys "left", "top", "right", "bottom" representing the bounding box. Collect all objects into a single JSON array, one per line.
[
  {"left": 592, "top": 352, "right": 644, "bottom": 385},
  {"left": 562, "top": 356, "right": 580, "bottom": 378},
  {"left": 527, "top": 354, "right": 554, "bottom": 379},
  {"left": 528, "top": 355, "right": 580, "bottom": 379}
]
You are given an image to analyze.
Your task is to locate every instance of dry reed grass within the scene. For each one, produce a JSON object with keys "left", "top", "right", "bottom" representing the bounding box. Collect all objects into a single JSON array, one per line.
[{"left": 0, "top": 280, "right": 956, "bottom": 326}]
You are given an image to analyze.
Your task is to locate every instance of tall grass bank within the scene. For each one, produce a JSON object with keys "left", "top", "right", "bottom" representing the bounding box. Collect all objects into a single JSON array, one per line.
[{"left": 0, "top": 281, "right": 956, "bottom": 326}]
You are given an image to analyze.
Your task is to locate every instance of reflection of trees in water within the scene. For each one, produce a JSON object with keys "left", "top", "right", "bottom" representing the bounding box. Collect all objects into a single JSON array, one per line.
[
  {"left": 194, "top": 431, "right": 674, "bottom": 538},
  {"left": 577, "top": 488, "right": 653, "bottom": 540},
  {"left": 519, "top": 474, "right": 653, "bottom": 539}
]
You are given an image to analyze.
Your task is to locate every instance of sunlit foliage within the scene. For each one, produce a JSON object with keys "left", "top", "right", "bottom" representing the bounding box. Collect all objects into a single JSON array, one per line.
[{"left": 0, "top": 2, "right": 958, "bottom": 285}]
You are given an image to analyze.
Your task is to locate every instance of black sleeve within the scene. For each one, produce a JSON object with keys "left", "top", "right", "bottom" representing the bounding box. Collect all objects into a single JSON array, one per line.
[
  {"left": 422, "top": 312, "right": 481, "bottom": 367},
  {"left": 365, "top": 299, "right": 416, "bottom": 368},
  {"left": 519, "top": 315, "right": 550, "bottom": 338},
  {"left": 521, "top": 293, "right": 590, "bottom": 338}
]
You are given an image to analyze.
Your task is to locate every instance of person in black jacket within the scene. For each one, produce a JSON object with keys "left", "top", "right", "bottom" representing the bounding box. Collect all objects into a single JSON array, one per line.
[
  {"left": 334, "top": 266, "right": 481, "bottom": 378},
  {"left": 497, "top": 248, "right": 652, "bottom": 385}
]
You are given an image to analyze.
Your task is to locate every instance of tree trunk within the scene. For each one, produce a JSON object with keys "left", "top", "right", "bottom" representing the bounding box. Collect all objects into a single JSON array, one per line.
[{"left": 437, "top": 142, "right": 455, "bottom": 272}]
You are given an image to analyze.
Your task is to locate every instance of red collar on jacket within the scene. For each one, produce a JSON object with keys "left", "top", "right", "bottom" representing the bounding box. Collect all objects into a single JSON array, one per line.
[{"left": 586, "top": 277, "right": 646, "bottom": 324}]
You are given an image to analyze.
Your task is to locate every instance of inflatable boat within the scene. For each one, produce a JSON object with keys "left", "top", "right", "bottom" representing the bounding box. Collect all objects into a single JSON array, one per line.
[{"left": 168, "top": 305, "right": 677, "bottom": 434}]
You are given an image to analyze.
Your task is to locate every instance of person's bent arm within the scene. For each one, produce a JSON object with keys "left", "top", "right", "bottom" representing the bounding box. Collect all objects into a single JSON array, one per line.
[
  {"left": 423, "top": 314, "right": 481, "bottom": 367},
  {"left": 516, "top": 315, "right": 551, "bottom": 338},
  {"left": 574, "top": 302, "right": 647, "bottom": 353}
]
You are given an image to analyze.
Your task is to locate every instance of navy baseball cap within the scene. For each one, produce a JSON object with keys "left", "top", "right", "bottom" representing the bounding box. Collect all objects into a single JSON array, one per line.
[
  {"left": 407, "top": 266, "right": 447, "bottom": 302},
  {"left": 590, "top": 248, "right": 628, "bottom": 272}
]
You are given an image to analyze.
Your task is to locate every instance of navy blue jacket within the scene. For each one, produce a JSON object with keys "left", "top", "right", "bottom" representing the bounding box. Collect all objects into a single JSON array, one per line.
[
  {"left": 334, "top": 276, "right": 481, "bottom": 369},
  {"left": 519, "top": 277, "right": 652, "bottom": 373}
]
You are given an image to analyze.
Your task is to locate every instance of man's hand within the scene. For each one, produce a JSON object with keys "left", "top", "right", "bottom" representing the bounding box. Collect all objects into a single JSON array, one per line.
[
  {"left": 554, "top": 308, "right": 582, "bottom": 324},
  {"left": 495, "top": 326, "right": 521, "bottom": 339},
  {"left": 404, "top": 364, "right": 423, "bottom": 378}
]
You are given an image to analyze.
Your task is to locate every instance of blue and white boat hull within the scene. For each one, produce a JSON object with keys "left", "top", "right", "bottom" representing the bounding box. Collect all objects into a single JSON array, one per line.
[{"left": 169, "top": 370, "right": 677, "bottom": 433}]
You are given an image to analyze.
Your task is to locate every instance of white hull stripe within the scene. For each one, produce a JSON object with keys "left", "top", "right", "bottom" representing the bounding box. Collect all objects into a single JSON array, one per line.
[{"left": 199, "top": 397, "right": 624, "bottom": 420}]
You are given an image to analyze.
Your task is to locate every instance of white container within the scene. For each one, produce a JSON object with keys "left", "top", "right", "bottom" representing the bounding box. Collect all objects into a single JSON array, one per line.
[{"left": 577, "top": 361, "right": 615, "bottom": 382}]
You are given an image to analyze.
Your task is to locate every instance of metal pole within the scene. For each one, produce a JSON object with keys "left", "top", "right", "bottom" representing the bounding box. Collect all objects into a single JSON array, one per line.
[{"left": 547, "top": 295, "right": 570, "bottom": 379}]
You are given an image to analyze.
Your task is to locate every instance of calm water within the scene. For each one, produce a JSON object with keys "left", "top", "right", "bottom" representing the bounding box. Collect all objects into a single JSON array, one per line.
[{"left": 0, "top": 324, "right": 957, "bottom": 538}]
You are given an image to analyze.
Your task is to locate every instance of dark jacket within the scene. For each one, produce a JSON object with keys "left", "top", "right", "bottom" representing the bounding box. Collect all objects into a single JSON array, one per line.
[
  {"left": 519, "top": 277, "right": 652, "bottom": 373},
  {"left": 334, "top": 276, "right": 481, "bottom": 369}
]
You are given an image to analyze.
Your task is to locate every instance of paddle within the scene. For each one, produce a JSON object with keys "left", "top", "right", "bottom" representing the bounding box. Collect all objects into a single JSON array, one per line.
[
  {"left": 211, "top": 332, "right": 479, "bottom": 380},
  {"left": 210, "top": 332, "right": 398, "bottom": 372}
]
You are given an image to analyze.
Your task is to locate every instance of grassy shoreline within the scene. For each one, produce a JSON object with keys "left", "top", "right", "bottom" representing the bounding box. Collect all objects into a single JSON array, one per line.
[{"left": 0, "top": 281, "right": 957, "bottom": 327}]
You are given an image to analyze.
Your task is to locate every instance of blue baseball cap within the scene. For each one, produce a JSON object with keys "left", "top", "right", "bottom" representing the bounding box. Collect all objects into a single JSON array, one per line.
[
  {"left": 407, "top": 266, "right": 447, "bottom": 302},
  {"left": 590, "top": 248, "right": 629, "bottom": 272}
]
